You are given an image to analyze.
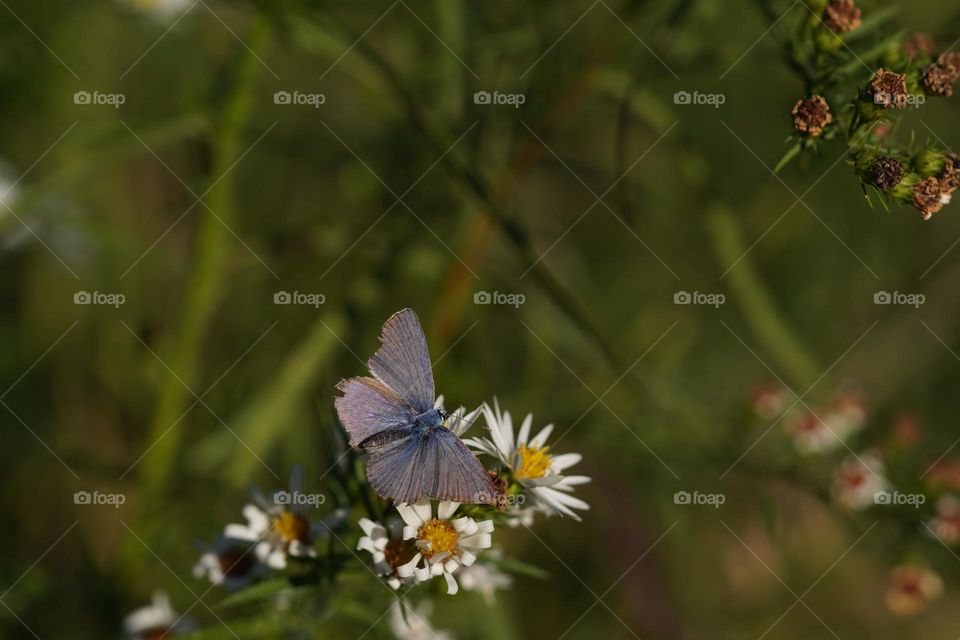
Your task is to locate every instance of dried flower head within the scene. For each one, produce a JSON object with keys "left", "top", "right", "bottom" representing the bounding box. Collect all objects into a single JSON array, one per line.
[
  {"left": 823, "top": 0, "right": 862, "bottom": 34},
  {"left": 885, "top": 565, "right": 943, "bottom": 617},
  {"left": 871, "top": 69, "right": 910, "bottom": 109},
  {"left": 913, "top": 176, "right": 946, "bottom": 220},
  {"left": 922, "top": 61, "right": 958, "bottom": 97},
  {"left": 872, "top": 157, "right": 905, "bottom": 191},
  {"left": 941, "top": 153, "right": 960, "bottom": 192},
  {"left": 791, "top": 95, "right": 833, "bottom": 137},
  {"left": 905, "top": 33, "right": 935, "bottom": 59}
]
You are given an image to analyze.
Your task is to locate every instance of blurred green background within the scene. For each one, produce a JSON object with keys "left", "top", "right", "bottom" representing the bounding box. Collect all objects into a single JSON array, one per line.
[{"left": 2, "top": 0, "right": 960, "bottom": 637}]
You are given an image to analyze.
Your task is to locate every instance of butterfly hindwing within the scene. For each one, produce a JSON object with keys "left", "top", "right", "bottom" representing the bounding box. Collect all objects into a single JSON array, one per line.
[
  {"left": 334, "top": 376, "right": 417, "bottom": 447},
  {"left": 368, "top": 308, "right": 435, "bottom": 413}
]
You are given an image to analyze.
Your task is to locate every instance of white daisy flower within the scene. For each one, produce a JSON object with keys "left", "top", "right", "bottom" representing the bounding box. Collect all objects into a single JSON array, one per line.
[
  {"left": 395, "top": 500, "right": 494, "bottom": 595},
  {"left": 467, "top": 400, "right": 590, "bottom": 521},
  {"left": 456, "top": 553, "right": 512, "bottom": 604},
  {"left": 228, "top": 467, "right": 349, "bottom": 570},
  {"left": 123, "top": 591, "right": 192, "bottom": 639},
  {"left": 120, "top": 0, "right": 193, "bottom": 21},
  {"left": 388, "top": 600, "right": 454, "bottom": 640},
  {"left": 831, "top": 453, "right": 887, "bottom": 510},
  {"left": 193, "top": 530, "right": 269, "bottom": 591},
  {"left": 357, "top": 517, "right": 418, "bottom": 589}
]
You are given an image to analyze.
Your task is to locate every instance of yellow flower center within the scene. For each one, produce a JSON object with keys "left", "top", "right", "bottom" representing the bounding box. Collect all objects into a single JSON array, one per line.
[
  {"left": 417, "top": 519, "right": 459, "bottom": 559},
  {"left": 515, "top": 445, "right": 552, "bottom": 479},
  {"left": 272, "top": 512, "right": 310, "bottom": 545}
]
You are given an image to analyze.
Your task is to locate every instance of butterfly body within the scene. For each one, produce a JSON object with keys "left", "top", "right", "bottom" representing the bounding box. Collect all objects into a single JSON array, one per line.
[{"left": 335, "top": 309, "right": 497, "bottom": 506}]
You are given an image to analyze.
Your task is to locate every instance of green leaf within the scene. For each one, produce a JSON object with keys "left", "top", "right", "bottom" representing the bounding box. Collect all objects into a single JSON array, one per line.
[
  {"left": 774, "top": 142, "right": 803, "bottom": 174},
  {"left": 214, "top": 578, "right": 293, "bottom": 609},
  {"left": 494, "top": 556, "right": 550, "bottom": 580}
]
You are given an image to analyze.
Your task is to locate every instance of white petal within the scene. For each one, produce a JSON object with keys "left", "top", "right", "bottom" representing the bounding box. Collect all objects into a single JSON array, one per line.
[
  {"left": 550, "top": 453, "right": 582, "bottom": 472},
  {"left": 396, "top": 504, "right": 423, "bottom": 527},
  {"left": 444, "top": 572, "right": 460, "bottom": 595},
  {"left": 397, "top": 553, "right": 422, "bottom": 578},
  {"left": 530, "top": 424, "right": 554, "bottom": 448},
  {"left": 438, "top": 501, "right": 460, "bottom": 520},
  {"left": 518, "top": 413, "right": 533, "bottom": 446},
  {"left": 411, "top": 500, "right": 433, "bottom": 524}
]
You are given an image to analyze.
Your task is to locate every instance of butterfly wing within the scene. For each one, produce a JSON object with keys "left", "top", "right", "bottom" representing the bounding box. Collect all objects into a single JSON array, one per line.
[
  {"left": 365, "top": 428, "right": 498, "bottom": 505},
  {"left": 334, "top": 376, "right": 417, "bottom": 447},
  {"left": 367, "top": 308, "right": 435, "bottom": 414}
]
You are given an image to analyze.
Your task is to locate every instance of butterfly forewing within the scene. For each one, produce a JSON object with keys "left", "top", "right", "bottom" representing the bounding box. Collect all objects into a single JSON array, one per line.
[
  {"left": 334, "top": 377, "right": 417, "bottom": 447},
  {"left": 367, "top": 308, "right": 435, "bottom": 413}
]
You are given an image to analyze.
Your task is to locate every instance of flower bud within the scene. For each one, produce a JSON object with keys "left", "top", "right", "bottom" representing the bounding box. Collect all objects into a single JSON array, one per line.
[
  {"left": 914, "top": 149, "right": 947, "bottom": 177},
  {"left": 823, "top": 0, "right": 862, "bottom": 33}
]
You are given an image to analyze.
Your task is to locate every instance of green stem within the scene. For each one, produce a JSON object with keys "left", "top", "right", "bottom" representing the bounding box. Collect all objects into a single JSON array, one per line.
[
  {"left": 707, "top": 207, "right": 821, "bottom": 389},
  {"left": 138, "top": 15, "right": 271, "bottom": 499}
]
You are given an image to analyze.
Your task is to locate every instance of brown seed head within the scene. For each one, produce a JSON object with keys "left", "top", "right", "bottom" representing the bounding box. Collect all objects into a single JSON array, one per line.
[
  {"left": 791, "top": 95, "right": 833, "bottom": 137},
  {"left": 872, "top": 157, "right": 905, "bottom": 191},
  {"left": 913, "top": 177, "right": 946, "bottom": 220},
  {"left": 941, "top": 153, "right": 960, "bottom": 192},
  {"left": 923, "top": 62, "right": 957, "bottom": 97},
  {"left": 823, "top": 0, "right": 862, "bottom": 34},
  {"left": 871, "top": 69, "right": 910, "bottom": 109}
]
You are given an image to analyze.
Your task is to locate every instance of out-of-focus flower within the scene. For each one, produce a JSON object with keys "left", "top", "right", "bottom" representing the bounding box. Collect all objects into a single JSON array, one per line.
[
  {"left": 357, "top": 517, "right": 418, "bottom": 589},
  {"left": 396, "top": 500, "right": 494, "bottom": 595},
  {"left": 871, "top": 69, "right": 910, "bottom": 109},
  {"left": 227, "top": 468, "right": 348, "bottom": 570},
  {"left": 927, "top": 495, "right": 960, "bottom": 544},
  {"left": 905, "top": 33, "right": 935, "bottom": 59},
  {"left": 193, "top": 532, "right": 269, "bottom": 591},
  {"left": 388, "top": 601, "right": 454, "bottom": 640},
  {"left": 749, "top": 384, "right": 791, "bottom": 420},
  {"left": 469, "top": 400, "right": 590, "bottom": 521},
  {"left": 791, "top": 96, "right": 833, "bottom": 137},
  {"left": 891, "top": 414, "right": 922, "bottom": 448},
  {"left": 885, "top": 565, "right": 943, "bottom": 617},
  {"left": 457, "top": 554, "right": 512, "bottom": 605},
  {"left": 786, "top": 394, "right": 865, "bottom": 454},
  {"left": 123, "top": 591, "right": 192, "bottom": 639},
  {"left": 831, "top": 453, "right": 887, "bottom": 510},
  {"left": 120, "top": 0, "right": 193, "bottom": 21},
  {"left": 822, "top": 0, "right": 862, "bottom": 34},
  {"left": 924, "top": 459, "right": 960, "bottom": 492}
]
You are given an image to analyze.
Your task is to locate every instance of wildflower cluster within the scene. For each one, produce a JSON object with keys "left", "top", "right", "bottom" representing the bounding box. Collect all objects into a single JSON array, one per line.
[
  {"left": 749, "top": 383, "right": 959, "bottom": 617},
  {"left": 124, "top": 399, "right": 589, "bottom": 638},
  {"left": 780, "top": 0, "right": 959, "bottom": 220}
]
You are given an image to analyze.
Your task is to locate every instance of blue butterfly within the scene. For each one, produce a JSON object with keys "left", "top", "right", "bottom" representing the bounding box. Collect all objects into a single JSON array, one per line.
[{"left": 335, "top": 309, "right": 498, "bottom": 505}]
